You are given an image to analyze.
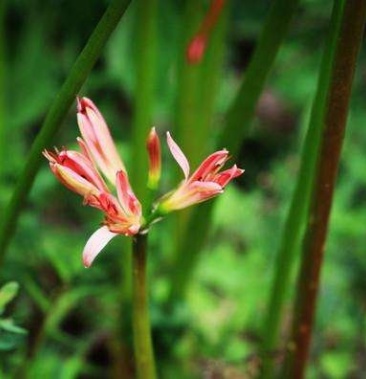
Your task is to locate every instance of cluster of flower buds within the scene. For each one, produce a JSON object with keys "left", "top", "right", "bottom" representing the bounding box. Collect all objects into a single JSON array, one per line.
[{"left": 44, "top": 97, "right": 243, "bottom": 267}]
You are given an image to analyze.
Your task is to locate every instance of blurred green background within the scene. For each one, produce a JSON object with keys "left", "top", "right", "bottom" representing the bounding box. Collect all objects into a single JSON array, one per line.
[{"left": 0, "top": 0, "right": 365, "bottom": 378}]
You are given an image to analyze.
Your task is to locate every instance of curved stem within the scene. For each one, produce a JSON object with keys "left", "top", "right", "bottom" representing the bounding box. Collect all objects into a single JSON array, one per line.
[
  {"left": 132, "top": 233, "right": 156, "bottom": 379},
  {"left": 0, "top": 0, "right": 131, "bottom": 265}
]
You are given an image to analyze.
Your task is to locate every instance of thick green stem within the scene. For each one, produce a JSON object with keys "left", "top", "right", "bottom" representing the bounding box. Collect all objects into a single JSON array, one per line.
[
  {"left": 0, "top": 0, "right": 131, "bottom": 264},
  {"left": 167, "top": 0, "right": 299, "bottom": 303},
  {"left": 283, "top": 1, "right": 366, "bottom": 377},
  {"left": 132, "top": 233, "right": 156, "bottom": 379},
  {"left": 260, "top": 1, "right": 345, "bottom": 377}
]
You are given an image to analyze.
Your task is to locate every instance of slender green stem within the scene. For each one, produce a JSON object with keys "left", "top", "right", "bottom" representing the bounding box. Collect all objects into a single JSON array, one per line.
[
  {"left": 167, "top": 0, "right": 299, "bottom": 303},
  {"left": 221, "top": 0, "right": 300, "bottom": 154},
  {"left": 168, "top": 0, "right": 226, "bottom": 303},
  {"left": 168, "top": 0, "right": 206, "bottom": 304},
  {"left": 283, "top": 1, "right": 366, "bottom": 377},
  {"left": 260, "top": 2, "right": 345, "bottom": 377},
  {"left": 131, "top": 0, "right": 157, "bottom": 210},
  {"left": 197, "top": 2, "right": 228, "bottom": 154},
  {"left": 132, "top": 233, "right": 156, "bottom": 379},
  {"left": 0, "top": 0, "right": 131, "bottom": 264},
  {"left": 123, "top": 1, "right": 157, "bottom": 354},
  {"left": 175, "top": 0, "right": 205, "bottom": 165}
]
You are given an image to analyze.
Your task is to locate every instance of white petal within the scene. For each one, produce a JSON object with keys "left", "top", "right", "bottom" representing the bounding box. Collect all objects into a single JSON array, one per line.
[
  {"left": 166, "top": 132, "right": 190, "bottom": 179},
  {"left": 82, "top": 226, "right": 117, "bottom": 267}
]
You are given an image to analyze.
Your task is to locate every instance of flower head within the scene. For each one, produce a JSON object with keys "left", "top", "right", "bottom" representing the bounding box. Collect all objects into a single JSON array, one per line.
[
  {"left": 44, "top": 97, "right": 244, "bottom": 267},
  {"left": 44, "top": 97, "right": 142, "bottom": 267},
  {"left": 157, "top": 132, "right": 244, "bottom": 212}
]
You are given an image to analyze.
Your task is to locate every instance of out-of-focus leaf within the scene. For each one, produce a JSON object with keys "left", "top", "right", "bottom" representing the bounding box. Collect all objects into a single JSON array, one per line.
[
  {"left": 320, "top": 352, "right": 352, "bottom": 379},
  {"left": 8, "top": 18, "right": 58, "bottom": 130},
  {"left": 0, "top": 318, "right": 27, "bottom": 334},
  {"left": 0, "top": 328, "right": 26, "bottom": 351},
  {"left": 0, "top": 282, "right": 19, "bottom": 314}
]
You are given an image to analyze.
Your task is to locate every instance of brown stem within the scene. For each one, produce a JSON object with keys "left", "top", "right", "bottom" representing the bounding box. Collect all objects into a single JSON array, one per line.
[{"left": 283, "top": 1, "right": 366, "bottom": 377}]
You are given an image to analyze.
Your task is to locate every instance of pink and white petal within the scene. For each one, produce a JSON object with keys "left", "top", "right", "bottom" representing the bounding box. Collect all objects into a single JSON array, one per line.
[
  {"left": 77, "top": 113, "right": 114, "bottom": 182},
  {"left": 82, "top": 226, "right": 118, "bottom": 267},
  {"left": 214, "top": 165, "right": 244, "bottom": 187},
  {"left": 187, "top": 181, "right": 223, "bottom": 202},
  {"left": 77, "top": 112, "right": 98, "bottom": 147},
  {"left": 78, "top": 97, "right": 106, "bottom": 124},
  {"left": 77, "top": 137, "right": 93, "bottom": 162},
  {"left": 52, "top": 164, "right": 100, "bottom": 197},
  {"left": 116, "top": 171, "right": 141, "bottom": 216},
  {"left": 86, "top": 108, "right": 125, "bottom": 172},
  {"left": 77, "top": 99, "right": 125, "bottom": 183},
  {"left": 166, "top": 132, "right": 190, "bottom": 179},
  {"left": 59, "top": 150, "right": 108, "bottom": 192},
  {"left": 189, "top": 150, "right": 228, "bottom": 182},
  {"left": 161, "top": 181, "right": 222, "bottom": 211}
]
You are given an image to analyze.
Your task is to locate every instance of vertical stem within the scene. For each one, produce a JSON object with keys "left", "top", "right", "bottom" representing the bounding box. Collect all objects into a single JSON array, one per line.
[
  {"left": 131, "top": 0, "right": 157, "bottom": 210},
  {"left": 175, "top": 0, "right": 204, "bottom": 165},
  {"left": 132, "top": 233, "right": 156, "bottom": 379},
  {"left": 283, "top": 1, "right": 366, "bottom": 377},
  {"left": 260, "top": 1, "right": 345, "bottom": 377},
  {"left": 0, "top": 0, "right": 131, "bottom": 264},
  {"left": 169, "top": 0, "right": 228, "bottom": 303},
  {"left": 220, "top": 0, "right": 300, "bottom": 154}
]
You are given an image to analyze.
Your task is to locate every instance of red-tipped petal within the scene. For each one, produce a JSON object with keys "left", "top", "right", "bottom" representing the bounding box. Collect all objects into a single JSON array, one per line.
[
  {"left": 77, "top": 97, "right": 125, "bottom": 183},
  {"left": 116, "top": 171, "right": 141, "bottom": 217},
  {"left": 147, "top": 127, "right": 161, "bottom": 187},
  {"left": 59, "top": 150, "right": 108, "bottom": 192},
  {"left": 50, "top": 164, "right": 100, "bottom": 198},
  {"left": 160, "top": 181, "right": 222, "bottom": 211},
  {"left": 82, "top": 226, "right": 117, "bottom": 268},
  {"left": 189, "top": 150, "right": 228, "bottom": 182},
  {"left": 214, "top": 165, "right": 244, "bottom": 187},
  {"left": 166, "top": 132, "right": 190, "bottom": 179}
]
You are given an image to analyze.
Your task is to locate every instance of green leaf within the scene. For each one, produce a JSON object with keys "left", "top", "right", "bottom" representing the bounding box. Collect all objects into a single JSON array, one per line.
[
  {"left": 0, "top": 282, "right": 19, "bottom": 314},
  {"left": 0, "top": 318, "right": 27, "bottom": 334}
]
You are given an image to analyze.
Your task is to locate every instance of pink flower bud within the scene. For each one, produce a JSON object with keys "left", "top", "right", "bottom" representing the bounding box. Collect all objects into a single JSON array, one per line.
[{"left": 146, "top": 127, "right": 161, "bottom": 189}]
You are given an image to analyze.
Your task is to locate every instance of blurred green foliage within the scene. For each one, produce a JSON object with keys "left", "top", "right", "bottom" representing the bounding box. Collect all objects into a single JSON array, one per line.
[{"left": 0, "top": 0, "right": 365, "bottom": 378}]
